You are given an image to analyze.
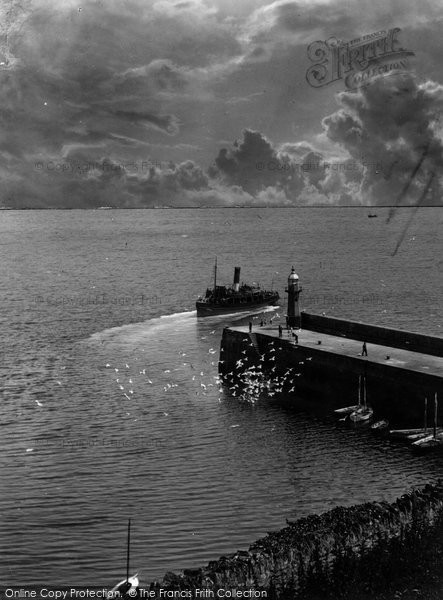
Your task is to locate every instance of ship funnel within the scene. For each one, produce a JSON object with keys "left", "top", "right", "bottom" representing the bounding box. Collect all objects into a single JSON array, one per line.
[{"left": 233, "top": 266, "right": 241, "bottom": 292}]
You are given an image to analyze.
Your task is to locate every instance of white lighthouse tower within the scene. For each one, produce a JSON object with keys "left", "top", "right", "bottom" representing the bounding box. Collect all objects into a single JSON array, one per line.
[{"left": 285, "top": 266, "right": 302, "bottom": 329}]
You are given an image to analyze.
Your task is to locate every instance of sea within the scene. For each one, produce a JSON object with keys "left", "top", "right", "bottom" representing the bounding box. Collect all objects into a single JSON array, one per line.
[{"left": 0, "top": 206, "right": 442, "bottom": 587}]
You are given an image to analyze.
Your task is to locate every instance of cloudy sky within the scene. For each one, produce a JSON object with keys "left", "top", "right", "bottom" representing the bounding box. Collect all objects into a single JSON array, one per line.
[{"left": 1, "top": 0, "right": 443, "bottom": 207}]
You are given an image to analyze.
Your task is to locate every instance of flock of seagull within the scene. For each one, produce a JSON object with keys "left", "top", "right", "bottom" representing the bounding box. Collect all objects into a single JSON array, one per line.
[
  {"left": 104, "top": 328, "right": 226, "bottom": 416},
  {"left": 221, "top": 339, "right": 307, "bottom": 404},
  {"left": 23, "top": 319, "right": 307, "bottom": 452},
  {"left": 102, "top": 322, "right": 309, "bottom": 418}
]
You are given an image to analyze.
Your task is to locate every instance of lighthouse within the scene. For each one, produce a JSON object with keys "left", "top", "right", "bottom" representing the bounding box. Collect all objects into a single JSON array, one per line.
[
  {"left": 233, "top": 266, "right": 241, "bottom": 292},
  {"left": 285, "top": 266, "right": 302, "bottom": 329}
]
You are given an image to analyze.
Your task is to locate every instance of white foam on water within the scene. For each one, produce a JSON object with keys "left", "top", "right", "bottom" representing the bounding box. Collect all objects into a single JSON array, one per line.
[
  {"left": 87, "top": 310, "right": 197, "bottom": 347},
  {"left": 87, "top": 305, "right": 279, "bottom": 347}
]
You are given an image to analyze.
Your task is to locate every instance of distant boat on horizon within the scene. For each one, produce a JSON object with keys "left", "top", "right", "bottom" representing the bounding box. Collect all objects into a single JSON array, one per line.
[{"left": 368, "top": 213, "right": 378, "bottom": 218}]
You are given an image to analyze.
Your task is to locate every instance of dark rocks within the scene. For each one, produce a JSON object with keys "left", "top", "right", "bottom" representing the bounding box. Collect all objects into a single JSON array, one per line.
[
  {"left": 183, "top": 568, "right": 203, "bottom": 578},
  {"left": 150, "top": 482, "right": 443, "bottom": 598}
]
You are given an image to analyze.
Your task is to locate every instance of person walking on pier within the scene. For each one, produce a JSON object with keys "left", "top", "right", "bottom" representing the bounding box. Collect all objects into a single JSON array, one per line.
[
  {"left": 249, "top": 321, "right": 252, "bottom": 333},
  {"left": 362, "top": 341, "right": 368, "bottom": 356},
  {"left": 278, "top": 324, "right": 283, "bottom": 338}
]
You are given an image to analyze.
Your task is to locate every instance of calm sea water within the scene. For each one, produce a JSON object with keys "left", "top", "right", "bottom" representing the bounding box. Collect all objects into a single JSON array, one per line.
[{"left": 0, "top": 207, "right": 442, "bottom": 587}]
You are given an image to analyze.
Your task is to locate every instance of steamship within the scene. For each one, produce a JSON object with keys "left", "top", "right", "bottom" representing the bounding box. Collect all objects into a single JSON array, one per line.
[{"left": 196, "top": 260, "right": 280, "bottom": 316}]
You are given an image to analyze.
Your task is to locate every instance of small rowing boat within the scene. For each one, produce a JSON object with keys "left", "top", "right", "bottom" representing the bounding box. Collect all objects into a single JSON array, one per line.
[
  {"left": 109, "top": 574, "right": 140, "bottom": 598},
  {"left": 371, "top": 419, "right": 389, "bottom": 433}
]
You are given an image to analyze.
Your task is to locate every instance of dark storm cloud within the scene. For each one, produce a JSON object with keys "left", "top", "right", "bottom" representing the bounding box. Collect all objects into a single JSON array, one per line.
[
  {"left": 0, "top": 0, "right": 242, "bottom": 207},
  {"left": 213, "top": 130, "right": 281, "bottom": 194},
  {"left": 26, "top": 152, "right": 211, "bottom": 208},
  {"left": 2, "top": 0, "right": 443, "bottom": 207},
  {"left": 322, "top": 72, "right": 443, "bottom": 205},
  {"left": 210, "top": 128, "right": 360, "bottom": 204}
]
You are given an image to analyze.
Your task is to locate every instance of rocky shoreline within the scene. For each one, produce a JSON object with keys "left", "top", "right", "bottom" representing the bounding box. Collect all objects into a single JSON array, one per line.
[{"left": 148, "top": 482, "right": 443, "bottom": 599}]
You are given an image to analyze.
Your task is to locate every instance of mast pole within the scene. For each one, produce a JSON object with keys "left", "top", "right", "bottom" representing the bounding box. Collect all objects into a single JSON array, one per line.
[
  {"left": 214, "top": 257, "right": 217, "bottom": 294},
  {"left": 358, "top": 375, "right": 361, "bottom": 408},
  {"left": 434, "top": 393, "right": 438, "bottom": 439},
  {"left": 126, "top": 518, "right": 131, "bottom": 583},
  {"left": 424, "top": 397, "right": 428, "bottom": 432}
]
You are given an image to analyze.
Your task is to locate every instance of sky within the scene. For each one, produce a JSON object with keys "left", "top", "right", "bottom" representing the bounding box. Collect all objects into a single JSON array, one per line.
[{"left": 1, "top": 0, "right": 443, "bottom": 207}]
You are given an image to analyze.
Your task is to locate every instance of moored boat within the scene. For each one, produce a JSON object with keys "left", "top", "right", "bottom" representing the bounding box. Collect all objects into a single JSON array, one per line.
[
  {"left": 334, "top": 404, "right": 359, "bottom": 416},
  {"left": 389, "top": 397, "right": 433, "bottom": 440},
  {"left": 196, "top": 260, "right": 279, "bottom": 316},
  {"left": 109, "top": 574, "right": 140, "bottom": 599},
  {"left": 412, "top": 394, "right": 443, "bottom": 452},
  {"left": 389, "top": 428, "right": 429, "bottom": 439},
  {"left": 335, "top": 375, "right": 373, "bottom": 422},
  {"left": 405, "top": 429, "right": 443, "bottom": 441},
  {"left": 412, "top": 434, "right": 443, "bottom": 452},
  {"left": 371, "top": 419, "right": 389, "bottom": 433},
  {"left": 349, "top": 406, "right": 373, "bottom": 423},
  {"left": 334, "top": 375, "right": 361, "bottom": 416},
  {"left": 349, "top": 376, "right": 373, "bottom": 423}
]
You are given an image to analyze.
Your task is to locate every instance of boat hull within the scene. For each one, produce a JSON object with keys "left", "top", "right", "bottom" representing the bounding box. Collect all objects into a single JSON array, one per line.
[
  {"left": 334, "top": 405, "right": 359, "bottom": 415},
  {"left": 109, "top": 575, "right": 139, "bottom": 598},
  {"left": 349, "top": 407, "right": 374, "bottom": 423},
  {"left": 371, "top": 419, "right": 389, "bottom": 432},
  {"left": 412, "top": 433, "right": 443, "bottom": 452},
  {"left": 196, "top": 296, "right": 279, "bottom": 316},
  {"left": 389, "top": 427, "right": 443, "bottom": 440}
]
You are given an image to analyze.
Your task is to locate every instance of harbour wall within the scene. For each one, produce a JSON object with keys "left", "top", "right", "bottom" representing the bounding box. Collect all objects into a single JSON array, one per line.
[
  {"left": 150, "top": 482, "right": 443, "bottom": 599},
  {"left": 300, "top": 312, "right": 443, "bottom": 357},
  {"left": 219, "top": 328, "right": 443, "bottom": 425}
]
